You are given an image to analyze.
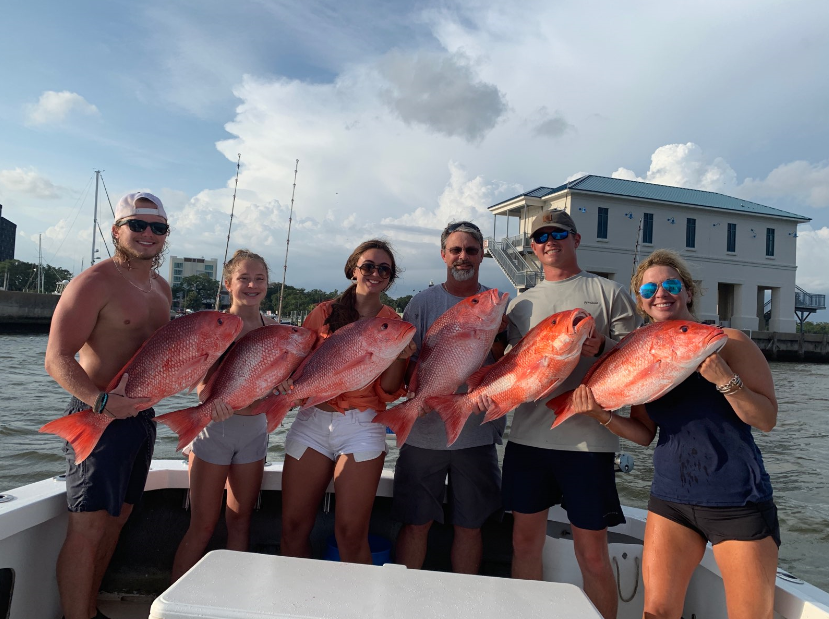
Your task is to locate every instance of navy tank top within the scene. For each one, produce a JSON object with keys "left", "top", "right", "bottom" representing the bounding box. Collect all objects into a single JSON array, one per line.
[{"left": 645, "top": 372, "right": 773, "bottom": 506}]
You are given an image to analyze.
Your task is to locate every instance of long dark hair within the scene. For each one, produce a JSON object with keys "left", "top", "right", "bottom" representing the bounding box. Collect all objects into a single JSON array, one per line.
[{"left": 325, "top": 239, "right": 400, "bottom": 333}]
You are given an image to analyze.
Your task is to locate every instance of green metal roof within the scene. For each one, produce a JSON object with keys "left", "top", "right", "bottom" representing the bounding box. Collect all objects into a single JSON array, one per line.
[{"left": 490, "top": 175, "right": 810, "bottom": 222}]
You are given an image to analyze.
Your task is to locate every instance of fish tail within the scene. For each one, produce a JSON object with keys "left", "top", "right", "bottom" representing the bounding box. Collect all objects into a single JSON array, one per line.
[
  {"left": 156, "top": 406, "right": 208, "bottom": 452},
  {"left": 373, "top": 399, "right": 418, "bottom": 447},
  {"left": 426, "top": 395, "right": 470, "bottom": 447},
  {"left": 261, "top": 397, "right": 291, "bottom": 433},
  {"left": 545, "top": 391, "right": 575, "bottom": 428},
  {"left": 39, "top": 410, "right": 109, "bottom": 465}
]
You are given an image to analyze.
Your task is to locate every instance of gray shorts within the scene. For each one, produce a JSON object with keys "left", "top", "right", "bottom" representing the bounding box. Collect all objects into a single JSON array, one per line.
[
  {"left": 189, "top": 414, "right": 268, "bottom": 465},
  {"left": 63, "top": 396, "right": 156, "bottom": 517},
  {"left": 392, "top": 443, "right": 502, "bottom": 529}
]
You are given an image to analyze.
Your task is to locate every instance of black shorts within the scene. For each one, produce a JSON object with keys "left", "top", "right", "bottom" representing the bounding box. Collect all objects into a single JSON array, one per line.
[
  {"left": 648, "top": 495, "right": 781, "bottom": 547},
  {"left": 63, "top": 397, "right": 156, "bottom": 517},
  {"left": 501, "top": 442, "right": 625, "bottom": 531},
  {"left": 391, "top": 444, "right": 502, "bottom": 529}
]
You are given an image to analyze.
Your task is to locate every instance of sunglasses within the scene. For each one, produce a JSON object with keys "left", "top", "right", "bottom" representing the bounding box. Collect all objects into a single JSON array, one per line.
[
  {"left": 357, "top": 262, "right": 392, "bottom": 279},
  {"left": 532, "top": 230, "right": 569, "bottom": 244},
  {"left": 117, "top": 219, "right": 170, "bottom": 235},
  {"left": 639, "top": 278, "right": 683, "bottom": 299},
  {"left": 445, "top": 221, "right": 481, "bottom": 234},
  {"left": 447, "top": 246, "right": 481, "bottom": 256}
]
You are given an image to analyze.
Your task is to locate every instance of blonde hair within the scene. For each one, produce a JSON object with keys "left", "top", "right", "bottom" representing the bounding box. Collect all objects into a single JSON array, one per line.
[
  {"left": 223, "top": 249, "right": 269, "bottom": 283},
  {"left": 631, "top": 249, "right": 700, "bottom": 319}
]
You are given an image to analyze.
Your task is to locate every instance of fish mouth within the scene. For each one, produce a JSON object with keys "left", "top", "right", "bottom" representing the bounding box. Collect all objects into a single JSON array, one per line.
[
  {"left": 704, "top": 327, "right": 728, "bottom": 353},
  {"left": 571, "top": 309, "right": 594, "bottom": 336}
]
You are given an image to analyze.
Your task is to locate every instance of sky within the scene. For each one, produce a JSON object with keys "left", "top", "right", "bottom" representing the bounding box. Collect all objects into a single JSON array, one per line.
[{"left": 1, "top": 0, "right": 828, "bottom": 319}]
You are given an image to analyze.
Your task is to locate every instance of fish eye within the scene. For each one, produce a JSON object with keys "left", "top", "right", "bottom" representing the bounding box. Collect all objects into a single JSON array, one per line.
[
  {"left": 217, "top": 318, "right": 223, "bottom": 325},
  {"left": 550, "top": 319, "right": 556, "bottom": 325},
  {"left": 292, "top": 327, "right": 298, "bottom": 332},
  {"left": 381, "top": 323, "right": 389, "bottom": 330},
  {"left": 472, "top": 299, "right": 479, "bottom": 304},
  {"left": 680, "top": 325, "right": 688, "bottom": 332}
]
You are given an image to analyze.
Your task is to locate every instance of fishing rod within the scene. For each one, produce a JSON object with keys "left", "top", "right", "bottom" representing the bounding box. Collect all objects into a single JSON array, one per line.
[
  {"left": 630, "top": 216, "right": 643, "bottom": 283},
  {"left": 277, "top": 159, "right": 300, "bottom": 323},
  {"left": 215, "top": 154, "right": 242, "bottom": 310}
]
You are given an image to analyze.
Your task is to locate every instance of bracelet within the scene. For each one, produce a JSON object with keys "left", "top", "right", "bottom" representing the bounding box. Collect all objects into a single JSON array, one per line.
[
  {"left": 715, "top": 374, "right": 743, "bottom": 395},
  {"left": 93, "top": 392, "right": 109, "bottom": 414},
  {"left": 601, "top": 410, "right": 613, "bottom": 427}
]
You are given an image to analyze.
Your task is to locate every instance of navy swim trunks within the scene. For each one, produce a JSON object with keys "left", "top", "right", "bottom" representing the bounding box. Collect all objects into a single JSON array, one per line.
[{"left": 62, "top": 396, "right": 156, "bottom": 517}]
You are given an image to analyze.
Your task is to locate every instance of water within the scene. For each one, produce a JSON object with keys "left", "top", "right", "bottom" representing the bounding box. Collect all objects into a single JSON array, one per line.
[{"left": 1, "top": 333, "right": 828, "bottom": 592}]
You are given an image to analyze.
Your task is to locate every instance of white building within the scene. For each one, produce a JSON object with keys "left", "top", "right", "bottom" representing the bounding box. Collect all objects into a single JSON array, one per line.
[
  {"left": 486, "top": 175, "right": 817, "bottom": 333},
  {"left": 168, "top": 256, "right": 219, "bottom": 287}
]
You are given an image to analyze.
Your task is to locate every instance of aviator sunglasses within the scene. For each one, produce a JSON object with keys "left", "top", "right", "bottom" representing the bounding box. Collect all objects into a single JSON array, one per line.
[
  {"left": 639, "top": 278, "right": 683, "bottom": 299},
  {"left": 357, "top": 262, "right": 392, "bottom": 279},
  {"left": 117, "top": 219, "right": 170, "bottom": 235},
  {"left": 532, "top": 230, "right": 569, "bottom": 244}
]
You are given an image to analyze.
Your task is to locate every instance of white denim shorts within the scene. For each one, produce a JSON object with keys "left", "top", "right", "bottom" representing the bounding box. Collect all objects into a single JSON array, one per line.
[{"left": 285, "top": 407, "right": 388, "bottom": 463}]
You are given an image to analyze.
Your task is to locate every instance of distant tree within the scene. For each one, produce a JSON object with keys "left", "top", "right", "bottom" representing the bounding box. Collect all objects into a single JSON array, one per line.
[
  {"left": 801, "top": 321, "right": 829, "bottom": 334},
  {"left": 172, "top": 273, "right": 219, "bottom": 308},
  {"left": 0, "top": 259, "right": 72, "bottom": 293},
  {"left": 388, "top": 294, "right": 413, "bottom": 313},
  {"left": 184, "top": 291, "right": 203, "bottom": 312}
]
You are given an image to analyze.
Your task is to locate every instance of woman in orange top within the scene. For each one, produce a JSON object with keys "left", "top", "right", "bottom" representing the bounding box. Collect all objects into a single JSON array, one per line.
[{"left": 279, "top": 239, "right": 416, "bottom": 563}]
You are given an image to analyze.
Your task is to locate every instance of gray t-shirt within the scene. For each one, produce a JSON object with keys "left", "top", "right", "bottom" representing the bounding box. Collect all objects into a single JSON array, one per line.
[
  {"left": 403, "top": 284, "right": 507, "bottom": 450},
  {"left": 506, "top": 271, "right": 639, "bottom": 452}
]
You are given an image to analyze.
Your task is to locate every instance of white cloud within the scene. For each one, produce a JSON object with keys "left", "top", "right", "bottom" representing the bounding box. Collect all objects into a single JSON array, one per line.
[
  {"left": 612, "top": 143, "right": 738, "bottom": 193},
  {"left": 378, "top": 50, "right": 507, "bottom": 143},
  {"left": 795, "top": 227, "right": 829, "bottom": 296},
  {"left": 741, "top": 161, "right": 829, "bottom": 209},
  {"left": 25, "top": 91, "right": 99, "bottom": 126},
  {"left": 0, "top": 167, "right": 67, "bottom": 199}
]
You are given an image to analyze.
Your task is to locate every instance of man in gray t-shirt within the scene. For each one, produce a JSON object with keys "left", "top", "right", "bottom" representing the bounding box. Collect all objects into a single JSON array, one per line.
[
  {"left": 503, "top": 209, "right": 638, "bottom": 619},
  {"left": 392, "top": 221, "right": 505, "bottom": 574}
]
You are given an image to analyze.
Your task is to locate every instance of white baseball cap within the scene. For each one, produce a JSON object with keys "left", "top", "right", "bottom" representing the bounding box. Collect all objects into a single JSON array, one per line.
[{"left": 115, "top": 192, "right": 167, "bottom": 221}]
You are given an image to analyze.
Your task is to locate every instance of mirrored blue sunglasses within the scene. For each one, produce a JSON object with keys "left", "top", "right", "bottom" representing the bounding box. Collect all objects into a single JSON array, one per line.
[
  {"left": 639, "top": 278, "right": 683, "bottom": 299},
  {"left": 532, "top": 230, "right": 569, "bottom": 244}
]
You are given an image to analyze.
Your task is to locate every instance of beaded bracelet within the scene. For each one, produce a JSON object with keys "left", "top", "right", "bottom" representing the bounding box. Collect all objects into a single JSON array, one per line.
[{"left": 715, "top": 374, "right": 743, "bottom": 395}]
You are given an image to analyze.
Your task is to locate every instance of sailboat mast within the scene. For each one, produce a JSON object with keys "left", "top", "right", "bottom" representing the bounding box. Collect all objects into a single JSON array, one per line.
[
  {"left": 215, "top": 154, "right": 242, "bottom": 310},
  {"left": 38, "top": 234, "right": 42, "bottom": 294},
  {"left": 277, "top": 159, "right": 299, "bottom": 323},
  {"left": 91, "top": 170, "right": 100, "bottom": 267}
]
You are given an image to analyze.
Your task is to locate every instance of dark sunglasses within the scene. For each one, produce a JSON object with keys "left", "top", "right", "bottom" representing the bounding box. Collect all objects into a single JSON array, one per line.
[
  {"left": 445, "top": 221, "right": 481, "bottom": 234},
  {"left": 639, "top": 278, "right": 683, "bottom": 299},
  {"left": 532, "top": 229, "right": 569, "bottom": 244},
  {"left": 447, "top": 246, "right": 481, "bottom": 256},
  {"left": 357, "top": 262, "right": 392, "bottom": 279},
  {"left": 118, "top": 219, "right": 170, "bottom": 235}
]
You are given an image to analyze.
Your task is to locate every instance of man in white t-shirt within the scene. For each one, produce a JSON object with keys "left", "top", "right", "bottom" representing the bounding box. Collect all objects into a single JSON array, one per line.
[{"left": 504, "top": 209, "right": 638, "bottom": 619}]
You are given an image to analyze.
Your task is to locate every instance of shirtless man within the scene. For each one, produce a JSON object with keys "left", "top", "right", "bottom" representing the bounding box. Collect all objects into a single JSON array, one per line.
[{"left": 45, "top": 192, "right": 172, "bottom": 619}]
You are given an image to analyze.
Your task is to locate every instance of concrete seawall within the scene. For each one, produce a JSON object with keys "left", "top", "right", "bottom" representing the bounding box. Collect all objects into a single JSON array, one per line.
[
  {"left": 750, "top": 331, "right": 829, "bottom": 362},
  {"left": 0, "top": 290, "right": 59, "bottom": 331}
]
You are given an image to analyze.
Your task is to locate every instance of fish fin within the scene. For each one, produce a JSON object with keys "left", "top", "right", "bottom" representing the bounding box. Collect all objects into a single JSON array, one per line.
[
  {"left": 39, "top": 410, "right": 109, "bottom": 465},
  {"left": 373, "top": 399, "right": 419, "bottom": 447},
  {"left": 481, "top": 401, "right": 506, "bottom": 423},
  {"left": 546, "top": 390, "right": 575, "bottom": 428},
  {"left": 260, "top": 396, "right": 291, "bottom": 433},
  {"left": 426, "top": 394, "right": 470, "bottom": 447},
  {"left": 156, "top": 405, "right": 209, "bottom": 452},
  {"left": 407, "top": 363, "right": 420, "bottom": 394},
  {"left": 465, "top": 365, "right": 490, "bottom": 391}
]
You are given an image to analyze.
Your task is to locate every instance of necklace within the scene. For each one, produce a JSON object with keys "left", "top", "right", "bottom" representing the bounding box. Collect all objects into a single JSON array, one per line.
[{"left": 113, "top": 260, "right": 153, "bottom": 293}]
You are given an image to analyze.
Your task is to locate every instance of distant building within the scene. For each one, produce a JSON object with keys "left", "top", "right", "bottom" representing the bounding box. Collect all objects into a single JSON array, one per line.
[
  {"left": 168, "top": 256, "right": 219, "bottom": 286},
  {"left": 0, "top": 204, "right": 16, "bottom": 262},
  {"left": 486, "top": 175, "right": 818, "bottom": 333}
]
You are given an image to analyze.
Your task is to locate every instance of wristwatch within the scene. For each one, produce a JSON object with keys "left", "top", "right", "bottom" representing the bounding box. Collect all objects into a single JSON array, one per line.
[{"left": 93, "top": 392, "right": 109, "bottom": 414}]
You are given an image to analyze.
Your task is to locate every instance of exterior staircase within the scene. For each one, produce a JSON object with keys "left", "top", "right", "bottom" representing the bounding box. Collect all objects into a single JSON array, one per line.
[{"left": 484, "top": 236, "right": 543, "bottom": 291}]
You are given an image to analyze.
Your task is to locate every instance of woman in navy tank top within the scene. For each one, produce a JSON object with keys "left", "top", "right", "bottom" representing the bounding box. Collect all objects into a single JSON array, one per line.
[{"left": 571, "top": 249, "right": 779, "bottom": 619}]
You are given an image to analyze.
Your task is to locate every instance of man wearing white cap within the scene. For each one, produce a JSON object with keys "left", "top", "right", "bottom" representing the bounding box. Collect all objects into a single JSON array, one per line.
[{"left": 45, "top": 192, "right": 172, "bottom": 619}]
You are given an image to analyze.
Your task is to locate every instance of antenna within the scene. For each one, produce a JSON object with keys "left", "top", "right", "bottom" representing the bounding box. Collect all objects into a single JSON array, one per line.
[
  {"left": 277, "top": 159, "right": 300, "bottom": 322},
  {"left": 215, "top": 154, "right": 242, "bottom": 310}
]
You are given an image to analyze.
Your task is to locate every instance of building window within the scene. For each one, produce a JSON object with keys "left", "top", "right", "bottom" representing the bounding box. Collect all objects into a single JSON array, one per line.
[
  {"left": 174, "top": 262, "right": 183, "bottom": 269},
  {"left": 686, "top": 218, "right": 696, "bottom": 248},
  {"left": 727, "top": 223, "right": 737, "bottom": 253},
  {"left": 642, "top": 213, "right": 653, "bottom": 244},
  {"left": 173, "top": 269, "right": 183, "bottom": 276},
  {"left": 766, "top": 228, "right": 775, "bottom": 257},
  {"left": 597, "top": 207, "right": 608, "bottom": 239}
]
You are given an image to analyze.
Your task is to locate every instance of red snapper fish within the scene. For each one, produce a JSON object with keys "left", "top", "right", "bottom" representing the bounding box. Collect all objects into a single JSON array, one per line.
[
  {"left": 40, "top": 311, "right": 243, "bottom": 463},
  {"left": 427, "top": 308, "right": 595, "bottom": 446},
  {"left": 373, "top": 288, "right": 509, "bottom": 447},
  {"left": 156, "top": 324, "right": 316, "bottom": 450},
  {"left": 255, "top": 316, "right": 416, "bottom": 432},
  {"left": 546, "top": 320, "right": 728, "bottom": 427}
]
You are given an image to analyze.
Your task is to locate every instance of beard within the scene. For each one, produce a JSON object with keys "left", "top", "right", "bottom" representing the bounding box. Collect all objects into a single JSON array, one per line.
[{"left": 450, "top": 264, "right": 477, "bottom": 282}]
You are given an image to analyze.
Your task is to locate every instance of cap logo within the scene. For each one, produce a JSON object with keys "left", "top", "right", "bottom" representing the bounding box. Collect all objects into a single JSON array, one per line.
[{"left": 543, "top": 213, "right": 554, "bottom": 223}]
